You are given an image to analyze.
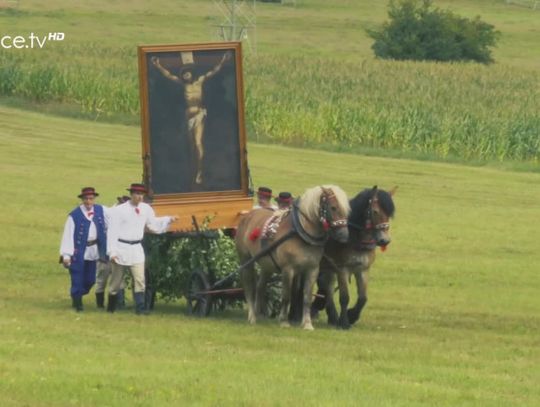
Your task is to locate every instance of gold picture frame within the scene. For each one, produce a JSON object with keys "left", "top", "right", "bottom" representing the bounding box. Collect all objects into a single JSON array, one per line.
[{"left": 138, "top": 42, "right": 252, "bottom": 230}]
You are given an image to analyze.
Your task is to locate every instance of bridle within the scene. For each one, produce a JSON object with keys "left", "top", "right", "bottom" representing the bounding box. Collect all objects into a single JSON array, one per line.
[
  {"left": 363, "top": 196, "right": 390, "bottom": 233},
  {"left": 319, "top": 188, "right": 348, "bottom": 232},
  {"left": 348, "top": 192, "right": 390, "bottom": 250},
  {"left": 292, "top": 187, "right": 348, "bottom": 246}
]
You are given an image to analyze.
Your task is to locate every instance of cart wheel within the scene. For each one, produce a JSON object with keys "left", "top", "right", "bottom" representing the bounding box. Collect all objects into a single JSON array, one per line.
[
  {"left": 186, "top": 269, "right": 212, "bottom": 317},
  {"left": 214, "top": 297, "right": 227, "bottom": 312}
]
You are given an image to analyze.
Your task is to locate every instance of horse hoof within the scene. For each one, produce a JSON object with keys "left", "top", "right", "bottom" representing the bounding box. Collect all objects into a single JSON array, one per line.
[
  {"left": 280, "top": 321, "right": 291, "bottom": 328},
  {"left": 337, "top": 322, "right": 351, "bottom": 330},
  {"left": 347, "top": 309, "right": 361, "bottom": 324},
  {"left": 302, "top": 323, "right": 315, "bottom": 331}
]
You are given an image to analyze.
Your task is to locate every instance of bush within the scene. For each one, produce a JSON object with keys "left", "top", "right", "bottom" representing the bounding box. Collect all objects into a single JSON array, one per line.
[
  {"left": 367, "top": 0, "right": 500, "bottom": 64},
  {"left": 144, "top": 226, "right": 241, "bottom": 303}
]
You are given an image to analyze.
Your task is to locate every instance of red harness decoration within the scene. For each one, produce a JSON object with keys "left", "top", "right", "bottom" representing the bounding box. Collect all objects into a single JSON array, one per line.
[
  {"left": 322, "top": 218, "right": 330, "bottom": 231},
  {"left": 249, "top": 228, "right": 262, "bottom": 242}
]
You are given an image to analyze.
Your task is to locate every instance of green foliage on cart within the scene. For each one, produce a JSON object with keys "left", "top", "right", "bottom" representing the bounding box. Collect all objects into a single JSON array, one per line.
[{"left": 144, "top": 228, "right": 241, "bottom": 303}]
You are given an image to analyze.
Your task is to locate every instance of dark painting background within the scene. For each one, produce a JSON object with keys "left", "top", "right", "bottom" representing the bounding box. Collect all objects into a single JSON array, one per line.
[{"left": 146, "top": 50, "right": 242, "bottom": 194}]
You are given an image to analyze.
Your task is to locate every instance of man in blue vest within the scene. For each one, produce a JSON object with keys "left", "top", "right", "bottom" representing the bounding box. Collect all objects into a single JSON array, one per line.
[{"left": 60, "top": 187, "right": 107, "bottom": 312}]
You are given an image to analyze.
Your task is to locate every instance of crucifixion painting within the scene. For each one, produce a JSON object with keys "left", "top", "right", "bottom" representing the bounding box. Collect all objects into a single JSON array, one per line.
[{"left": 141, "top": 45, "right": 244, "bottom": 195}]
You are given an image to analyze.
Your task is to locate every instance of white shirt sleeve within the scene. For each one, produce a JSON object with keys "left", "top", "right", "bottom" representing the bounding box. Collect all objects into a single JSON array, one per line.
[
  {"left": 107, "top": 207, "right": 120, "bottom": 258},
  {"left": 60, "top": 216, "right": 75, "bottom": 260},
  {"left": 145, "top": 205, "right": 172, "bottom": 234},
  {"left": 102, "top": 205, "right": 111, "bottom": 230}
]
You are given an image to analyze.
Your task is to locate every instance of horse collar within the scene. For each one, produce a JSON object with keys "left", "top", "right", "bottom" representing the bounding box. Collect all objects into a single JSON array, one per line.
[{"left": 291, "top": 200, "right": 328, "bottom": 247}]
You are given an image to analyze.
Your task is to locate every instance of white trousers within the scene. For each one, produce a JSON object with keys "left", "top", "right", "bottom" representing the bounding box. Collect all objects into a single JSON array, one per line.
[{"left": 109, "top": 262, "right": 145, "bottom": 294}]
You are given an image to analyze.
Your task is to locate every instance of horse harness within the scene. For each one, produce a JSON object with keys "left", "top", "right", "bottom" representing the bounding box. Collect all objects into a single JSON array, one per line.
[
  {"left": 292, "top": 187, "right": 348, "bottom": 246},
  {"left": 249, "top": 187, "right": 348, "bottom": 273},
  {"left": 320, "top": 193, "right": 390, "bottom": 274}
]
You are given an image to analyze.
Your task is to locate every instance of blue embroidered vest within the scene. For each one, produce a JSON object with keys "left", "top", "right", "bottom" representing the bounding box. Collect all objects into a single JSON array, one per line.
[{"left": 69, "top": 205, "right": 107, "bottom": 273}]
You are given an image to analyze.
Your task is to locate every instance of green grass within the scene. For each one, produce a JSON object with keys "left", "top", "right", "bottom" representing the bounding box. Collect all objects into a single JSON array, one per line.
[
  {"left": 1, "top": 105, "right": 539, "bottom": 406},
  {"left": 0, "top": 0, "right": 539, "bottom": 163}
]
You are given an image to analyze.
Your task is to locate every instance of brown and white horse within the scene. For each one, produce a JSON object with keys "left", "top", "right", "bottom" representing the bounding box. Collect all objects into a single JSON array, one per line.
[
  {"left": 235, "top": 185, "right": 350, "bottom": 330},
  {"left": 313, "top": 186, "right": 396, "bottom": 329}
]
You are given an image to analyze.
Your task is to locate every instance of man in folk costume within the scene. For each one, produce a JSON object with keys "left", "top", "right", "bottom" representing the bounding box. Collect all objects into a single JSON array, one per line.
[
  {"left": 60, "top": 187, "right": 107, "bottom": 312},
  {"left": 106, "top": 183, "right": 177, "bottom": 314},
  {"left": 253, "top": 186, "right": 278, "bottom": 210},
  {"left": 94, "top": 195, "right": 130, "bottom": 310},
  {"left": 275, "top": 191, "right": 294, "bottom": 210}
]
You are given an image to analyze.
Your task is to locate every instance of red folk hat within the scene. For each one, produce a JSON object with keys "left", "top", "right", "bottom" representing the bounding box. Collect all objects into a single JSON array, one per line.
[
  {"left": 127, "top": 183, "right": 147, "bottom": 194},
  {"left": 257, "top": 186, "right": 272, "bottom": 198},
  {"left": 275, "top": 191, "right": 293, "bottom": 203},
  {"left": 78, "top": 187, "right": 99, "bottom": 198}
]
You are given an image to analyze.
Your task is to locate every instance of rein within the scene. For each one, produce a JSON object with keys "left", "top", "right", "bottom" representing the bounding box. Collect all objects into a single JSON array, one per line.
[{"left": 237, "top": 229, "right": 297, "bottom": 272}]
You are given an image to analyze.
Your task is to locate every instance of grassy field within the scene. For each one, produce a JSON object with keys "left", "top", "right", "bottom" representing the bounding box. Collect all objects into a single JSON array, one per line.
[
  {"left": 1, "top": 106, "right": 539, "bottom": 406},
  {"left": 1, "top": 1, "right": 539, "bottom": 405},
  {"left": 0, "top": 0, "right": 539, "bottom": 163}
]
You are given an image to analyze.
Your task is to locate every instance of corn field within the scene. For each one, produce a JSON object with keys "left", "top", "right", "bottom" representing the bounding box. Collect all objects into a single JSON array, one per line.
[{"left": 0, "top": 47, "right": 538, "bottom": 161}]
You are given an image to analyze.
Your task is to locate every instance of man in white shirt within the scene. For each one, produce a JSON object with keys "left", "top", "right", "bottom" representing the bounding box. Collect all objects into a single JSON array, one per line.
[
  {"left": 106, "top": 183, "right": 177, "bottom": 314},
  {"left": 94, "top": 195, "right": 130, "bottom": 310},
  {"left": 253, "top": 186, "right": 278, "bottom": 210},
  {"left": 60, "top": 187, "right": 107, "bottom": 312}
]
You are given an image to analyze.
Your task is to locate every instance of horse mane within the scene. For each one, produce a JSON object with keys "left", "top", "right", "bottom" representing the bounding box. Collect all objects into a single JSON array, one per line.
[
  {"left": 298, "top": 185, "right": 350, "bottom": 223},
  {"left": 349, "top": 188, "right": 395, "bottom": 226}
]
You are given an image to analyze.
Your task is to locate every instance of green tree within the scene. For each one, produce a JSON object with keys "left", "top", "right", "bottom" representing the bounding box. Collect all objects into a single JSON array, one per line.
[{"left": 367, "top": 0, "right": 500, "bottom": 64}]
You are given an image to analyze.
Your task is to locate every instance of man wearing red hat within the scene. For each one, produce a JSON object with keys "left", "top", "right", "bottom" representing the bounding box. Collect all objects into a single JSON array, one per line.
[
  {"left": 275, "top": 191, "right": 294, "bottom": 210},
  {"left": 106, "top": 183, "right": 177, "bottom": 314},
  {"left": 253, "top": 186, "right": 278, "bottom": 210},
  {"left": 60, "top": 187, "right": 107, "bottom": 312}
]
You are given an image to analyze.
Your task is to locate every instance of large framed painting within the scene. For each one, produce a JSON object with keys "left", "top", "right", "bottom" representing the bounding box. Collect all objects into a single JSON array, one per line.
[{"left": 138, "top": 42, "right": 253, "bottom": 230}]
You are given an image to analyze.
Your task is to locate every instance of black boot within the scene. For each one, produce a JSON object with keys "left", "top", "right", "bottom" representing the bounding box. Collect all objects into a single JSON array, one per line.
[
  {"left": 134, "top": 292, "right": 149, "bottom": 315},
  {"left": 117, "top": 289, "right": 125, "bottom": 310},
  {"left": 96, "top": 292, "right": 105, "bottom": 308},
  {"left": 72, "top": 296, "right": 83, "bottom": 312},
  {"left": 107, "top": 294, "right": 117, "bottom": 313}
]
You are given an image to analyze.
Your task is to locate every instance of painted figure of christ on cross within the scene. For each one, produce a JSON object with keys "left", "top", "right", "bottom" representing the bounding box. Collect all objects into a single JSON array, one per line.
[{"left": 151, "top": 51, "right": 231, "bottom": 186}]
